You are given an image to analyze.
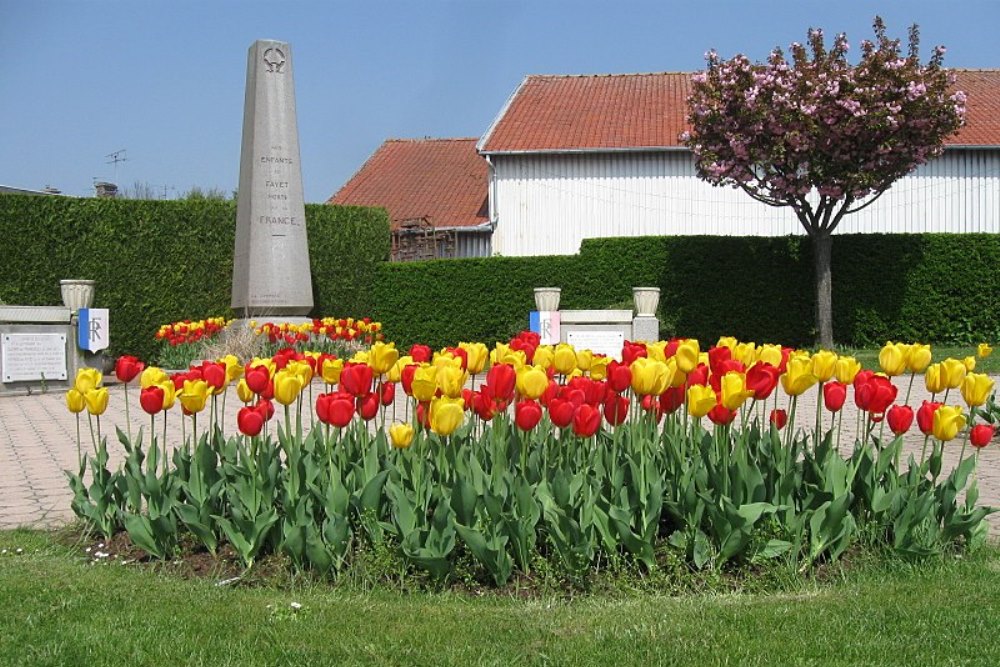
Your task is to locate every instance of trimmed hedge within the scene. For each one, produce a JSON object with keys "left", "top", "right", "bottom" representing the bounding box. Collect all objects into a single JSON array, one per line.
[
  {"left": 0, "top": 195, "right": 389, "bottom": 361},
  {"left": 373, "top": 234, "right": 1000, "bottom": 349}
]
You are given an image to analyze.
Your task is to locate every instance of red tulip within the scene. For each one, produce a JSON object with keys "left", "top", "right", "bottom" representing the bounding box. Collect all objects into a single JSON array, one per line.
[
  {"left": 823, "top": 381, "right": 848, "bottom": 413},
  {"left": 139, "top": 385, "right": 164, "bottom": 415},
  {"left": 316, "top": 393, "right": 333, "bottom": 424},
  {"left": 640, "top": 394, "right": 664, "bottom": 423},
  {"left": 515, "top": 399, "right": 543, "bottom": 431},
  {"left": 202, "top": 362, "right": 227, "bottom": 391},
  {"left": 381, "top": 382, "right": 396, "bottom": 406},
  {"left": 572, "top": 404, "right": 602, "bottom": 437},
  {"left": 606, "top": 361, "right": 632, "bottom": 394},
  {"left": 486, "top": 364, "right": 517, "bottom": 402},
  {"left": 260, "top": 379, "right": 275, "bottom": 401},
  {"left": 746, "top": 362, "right": 780, "bottom": 400},
  {"left": 708, "top": 403, "right": 737, "bottom": 426},
  {"left": 115, "top": 355, "right": 145, "bottom": 383},
  {"left": 549, "top": 397, "right": 576, "bottom": 428},
  {"left": 886, "top": 404, "right": 914, "bottom": 435},
  {"left": 659, "top": 385, "right": 686, "bottom": 414},
  {"left": 970, "top": 424, "right": 995, "bottom": 448},
  {"left": 356, "top": 392, "right": 379, "bottom": 421},
  {"left": 409, "top": 344, "right": 432, "bottom": 363},
  {"left": 255, "top": 398, "right": 275, "bottom": 422},
  {"left": 415, "top": 402, "right": 431, "bottom": 430},
  {"left": 540, "top": 380, "right": 560, "bottom": 407},
  {"left": 769, "top": 408, "right": 788, "bottom": 430},
  {"left": 328, "top": 394, "right": 355, "bottom": 427},
  {"left": 401, "top": 364, "right": 418, "bottom": 396},
  {"left": 237, "top": 406, "right": 264, "bottom": 437},
  {"left": 686, "top": 363, "right": 709, "bottom": 388},
  {"left": 707, "top": 346, "right": 732, "bottom": 376},
  {"left": 568, "top": 376, "right": 607, "bottom": 407},
  {"left": 340, "top": 363, "right": 373, "bottom": 397},
  {"left": 855, "top": 375, "right": 897, "bottom": 420},
  {"left": 471, "top": 389, "right": 496, "bottom": 421},
  {"left": 603, "top": 393, "right": 629, "bottom": 426},
  {"left": 621, "top": 341, "right": 647, "bottom": 365},
  {"left": 245, "top": 365, "right": 270, "bottom": 394},
  {"left": 916, "top": 401, "right": 942, "bottom": 436}
]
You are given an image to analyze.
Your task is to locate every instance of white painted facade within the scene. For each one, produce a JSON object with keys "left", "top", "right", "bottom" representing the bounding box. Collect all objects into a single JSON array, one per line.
[{"left": 487, "top": 149, "right": 1000, "bottom": 257}]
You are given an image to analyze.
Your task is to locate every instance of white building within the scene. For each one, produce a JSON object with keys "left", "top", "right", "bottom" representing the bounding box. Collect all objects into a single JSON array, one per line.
[{"left": 477, "top": 70, "right": 1000, "bottom": 257}]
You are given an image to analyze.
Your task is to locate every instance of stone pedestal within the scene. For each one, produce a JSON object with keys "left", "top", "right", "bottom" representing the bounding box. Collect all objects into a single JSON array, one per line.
[
  {"left": 231, "top": 39, "right": 314, "bottom": 318},
  {"left": 0, "top": 306, "right": 95, "bottom": 395},
  {"left": 631, "top": 315, "right": 659, "bottom": 343}
]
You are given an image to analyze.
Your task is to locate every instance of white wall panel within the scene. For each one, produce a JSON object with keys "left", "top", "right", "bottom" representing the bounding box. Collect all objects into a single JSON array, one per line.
[{"left": 490, "top": 150, "right": 1000, "bottom": 256}]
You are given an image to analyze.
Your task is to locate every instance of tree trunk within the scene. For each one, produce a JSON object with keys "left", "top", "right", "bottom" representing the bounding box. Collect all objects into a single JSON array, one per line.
[{"left": 813, "top": 231, "right": 834, "bottom": 348}]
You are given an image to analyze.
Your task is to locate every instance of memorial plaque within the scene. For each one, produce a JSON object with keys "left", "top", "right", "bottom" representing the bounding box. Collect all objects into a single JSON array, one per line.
[
  {"left": 566, "top": 330, "right": 625, "bottom": 361},
  {"left": 1, "top": 333, "right": 67, "bottom": 382}
]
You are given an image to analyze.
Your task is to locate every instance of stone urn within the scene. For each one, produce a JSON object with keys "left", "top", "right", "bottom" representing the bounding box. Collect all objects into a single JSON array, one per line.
[
  {"left": 60, "top": 279, "right": 95, "bottom": 311},
  {"left": 632, "top": 287, "right": 660, "bottom": 317},
  {"left": 534, "top": 287, "right": 561, "bottom": 312}
]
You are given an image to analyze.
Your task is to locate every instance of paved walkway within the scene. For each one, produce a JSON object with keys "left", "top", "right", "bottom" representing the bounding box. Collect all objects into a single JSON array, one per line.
[{"left": 1, "top": 377, "right": 998, "bottom": 533}]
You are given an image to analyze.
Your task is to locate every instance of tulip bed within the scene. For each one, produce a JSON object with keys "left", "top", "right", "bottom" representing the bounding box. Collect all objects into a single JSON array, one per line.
[{"left": 64, "top": 335, "right": 997, "bottom": 587}]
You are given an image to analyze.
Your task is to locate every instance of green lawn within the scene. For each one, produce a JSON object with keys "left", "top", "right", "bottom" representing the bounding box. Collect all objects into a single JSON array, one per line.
[{"left": 2, "top": 529, "right": 999, "bottom": 666}]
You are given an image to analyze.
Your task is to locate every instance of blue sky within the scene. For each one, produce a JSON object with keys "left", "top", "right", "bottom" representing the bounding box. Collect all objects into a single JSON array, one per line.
[{"left": 2, "top": 1, "right": 997, "bottom": 202}]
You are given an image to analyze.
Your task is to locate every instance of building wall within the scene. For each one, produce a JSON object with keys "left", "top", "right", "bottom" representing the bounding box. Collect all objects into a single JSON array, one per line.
[{"left": 490, "top": 149, "right": 1000, "bottom": 256}]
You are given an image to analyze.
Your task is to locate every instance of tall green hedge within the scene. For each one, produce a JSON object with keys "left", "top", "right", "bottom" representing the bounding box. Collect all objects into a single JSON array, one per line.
[
  {"left": 0, "top": 195, "right": 389, "bottom": 361},
  {"left": 373, "top": 234, "right": 1000, "bottom": 349}
]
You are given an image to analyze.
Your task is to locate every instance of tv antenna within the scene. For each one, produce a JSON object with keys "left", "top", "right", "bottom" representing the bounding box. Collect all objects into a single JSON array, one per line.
[{"left": 105, "top": 149, "right": 128, "bottom": 184}]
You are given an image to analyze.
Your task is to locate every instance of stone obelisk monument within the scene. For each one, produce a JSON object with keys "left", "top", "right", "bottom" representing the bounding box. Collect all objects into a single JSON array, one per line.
[{"left": 231, "top": 40, "right": 313, "bottom": 317}]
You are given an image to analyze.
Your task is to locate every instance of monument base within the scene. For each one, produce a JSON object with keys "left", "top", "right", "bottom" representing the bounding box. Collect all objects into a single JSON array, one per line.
[{"left": 631, "top": 315, "right": 660, "bottom": 343}]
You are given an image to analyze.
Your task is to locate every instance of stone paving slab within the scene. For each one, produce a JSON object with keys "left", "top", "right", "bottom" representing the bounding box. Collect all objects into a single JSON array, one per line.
[{"left": 1, "top": 377, "right": 998, "bottom": 534}]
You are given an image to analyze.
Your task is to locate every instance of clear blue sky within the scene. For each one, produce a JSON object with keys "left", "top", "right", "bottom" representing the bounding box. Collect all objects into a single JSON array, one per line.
[{"left": 2, "top": 1, "right": 997, "bottom": 202}]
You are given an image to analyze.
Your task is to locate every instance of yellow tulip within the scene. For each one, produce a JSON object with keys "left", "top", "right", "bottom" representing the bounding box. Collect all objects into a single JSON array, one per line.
[
  {"left": 720, "top": 372, "right": 754, "bottom": 411},
  {"left": 65, "top": 389, "right": 86, "bottom": 414},
  {"left": 963, "top": 356, "right": 976, "bottom": 372},
  {"left": 459, "top": 342, "right": 490, "bottom": 374},
  {"left": 924, "top": 363, "right": 946, "bottom": 394},
  {"left": 878, "top": 342, "right": 907, "bottom": 376},
  {"left": 490, "top": 343, "right": 526, "bottom": 369},
  {"left": 516, "top": 365, "right": 550, "bottom": 400},
  {"left": 389, "top": 422, "right": 415, "bottom": 449},
  {"left": 687, "top": 385, "right": 717, "bottom": 419},
  {"left": 932, "top": 405, "right": 967, "bottom": 442},
  {"left": 74, "top": 367, "right": 103, "bottom": 394},
  {"left": 977, "top": 343, "right": 993, "bottom": 358},
  {"left": 716, "top": 336, "right": 738, "bottom": 351},
  {"left": 436, "top": 364, "right": 467, "bottom": 399},
  {"left": 532, "top": 346, "right": 555, "bottom": 371},
  {"left": 734, "top": 342, "right": 757, "bottom": 367},
  {"left": 411, "top": 364, "right": 438, "bottom": 403},
  {"left": 576, "top": 349, "right": 594, "bottom": 372},
  {"left": 960, "top": 373, "right": 994, "bottom": 408},
  {"left": 236, "top": 378, "right": 254, "bottom": 403},
  {"left": 552, "top": 343, "right": 577, "bottom": 375},
  {"left": 780, "top": 357, "right": 817, "bottom": 397},
  {"left": 289, "top": 359, "right": 313, "bottom": 386},
  {"left": 387, "top": 356, "right": 412, "bottom": 383},
  {"left": 368, "top": 341, "right": 399, "bottom": 376},
  {"left": 905, "top": 344, "right": 932, "bottom": 373},
  {"left": 940, "top": 358, "right": 967, "bottom": 389},
  {"left": 630, "top": 357, "right": 669, "bottom": 396},
  {"left": 84, "top": 387, "right": 109, "bottom": 416},
  {"left": 834, "top": 356, "right": 861, "bottom": 384},
  {"left": 221, "top": 354, "right": 243, "bottom": 382},
  {"left": 674, "top": 339, "right": 700, "bottom": 373},
  {"left": 429, "top": 396, "right": 464, "bottom": 436},
  {"left": 321, "top": 357, "right": 344, "bottom": 385},
  {"left": 179, "top": 379, "right": 210, "bottom": 413},
  {"left": 757, "top": 344, "right": 783, "bottom": 367},
  {"left": 272, "top": 370, "right": 303, "bottom": 407},
  {"left": 140, "top": 366, "right": 168, "bottom": 390},
  {"left": 645, "top": 341, "right": 667, "bottom": 362},
  {"left": 158, "top": 381, "right": 176, "bottom": 410},
  {"left": 588, "top": 355, "right": 610, "bottom": 380},
  {"left": 351, "top": 350, "right": 369, "bottom": 365},
  {"left": 810, "top": 350, "right": 838, "bottom": 383},
  {"left": 432, "top": 351, "right": 462, "bottom": 370}
]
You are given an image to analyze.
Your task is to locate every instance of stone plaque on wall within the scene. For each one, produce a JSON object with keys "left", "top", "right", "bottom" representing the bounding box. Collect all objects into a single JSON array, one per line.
[
  {"left": 566, "top": 330, "right": 625, "bottom": 361},
  {"left": 1, "top": 333, "right": 67, "bottom": 382}
]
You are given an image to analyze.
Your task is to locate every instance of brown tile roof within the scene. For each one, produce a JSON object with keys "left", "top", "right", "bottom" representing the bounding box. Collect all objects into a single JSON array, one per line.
[
  {"left": 329, "top": 138, "right": 489, "bottom": 229},
  {"left": 479, "top": 70, "right": 1000, "bottom": 153}
]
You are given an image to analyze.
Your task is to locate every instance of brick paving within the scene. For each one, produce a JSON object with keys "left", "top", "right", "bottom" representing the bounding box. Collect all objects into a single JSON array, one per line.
[{"left": 1, "top": 377, "right": 998, "bottom": 533}]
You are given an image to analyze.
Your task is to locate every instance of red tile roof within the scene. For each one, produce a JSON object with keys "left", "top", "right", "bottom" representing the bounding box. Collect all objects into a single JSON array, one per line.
[
  {"left": 329, "top": 138, "right": 488, "bottom": 229},
  {"left": 479, "top": 70, "right": 1000, "bottom": 153}
]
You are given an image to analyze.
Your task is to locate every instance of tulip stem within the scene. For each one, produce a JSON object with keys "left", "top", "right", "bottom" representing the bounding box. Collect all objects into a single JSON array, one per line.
[
  {"left": 123, "top": 383, "right": 132, "bottom": 443},
  {"left": 919, "top": 434, "right": 930, "bottom": 469},
  {"left": 815, "top": 382, "right": 824, "bottom": 448},
  {"left": 162, "top": 412, "right": 169, "bottom": 477},
  {"left": 835, "top": 409, "right": 843, "bottom": 454},
  {"left": 959, "top": 430, "right": 969, "bottom": 467},
  {"left": 904, "top": 372, "right": 915, "bottom": 407},
  {"left": 87, "top": 413, "right": 97, "bottom": 456},
  {"left": 75, "top": 414, "right": 82, "bottom": 471}
]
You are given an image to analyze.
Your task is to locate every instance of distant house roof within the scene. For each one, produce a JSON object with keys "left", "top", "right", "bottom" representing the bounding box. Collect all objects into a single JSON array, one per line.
[
  {"left": 329, "top": 138, "right": 489, "bottom": 230},
  {"left": 478, "top": 69, "right": 1000, "bottom": 154}
]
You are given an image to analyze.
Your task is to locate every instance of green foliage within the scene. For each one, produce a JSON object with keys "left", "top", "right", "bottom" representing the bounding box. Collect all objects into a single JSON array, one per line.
[
  {"left": 375, "top": 233, "right": 1000, "bottom": 349},
  {"left": 0, "top": 195, "right": 389, "bottom": 361}
]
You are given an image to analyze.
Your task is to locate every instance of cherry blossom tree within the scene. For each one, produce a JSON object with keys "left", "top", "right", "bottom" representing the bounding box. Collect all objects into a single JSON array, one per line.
[{"left": 683, "top": 18, "right": 965, "bottom": 347}]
